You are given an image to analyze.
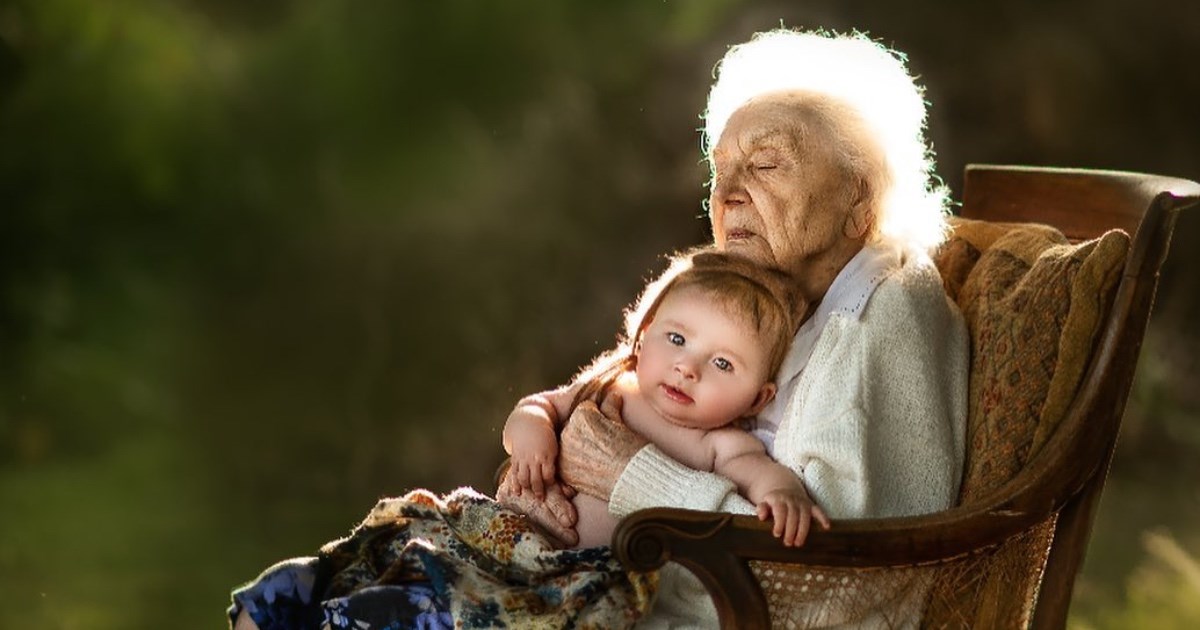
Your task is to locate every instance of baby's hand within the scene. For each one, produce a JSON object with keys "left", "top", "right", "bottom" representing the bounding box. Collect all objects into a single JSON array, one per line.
[
  {"left": 509, "top": 426, "right": 559, "bottom": 500},
  {"left": 756, "top": 487, "right": 832, "bottom": 547}
]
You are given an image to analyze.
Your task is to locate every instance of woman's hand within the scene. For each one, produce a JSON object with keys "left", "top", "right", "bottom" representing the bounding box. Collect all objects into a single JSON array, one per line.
[
  {"left": 557, "top": 392, "right": 648, "bottom": 501},
  {"left": 755, "top": 486, "right": 832, "bottom": 547},
  {"left": 496, "top": 472, "right": 579, "bottom": 548}
]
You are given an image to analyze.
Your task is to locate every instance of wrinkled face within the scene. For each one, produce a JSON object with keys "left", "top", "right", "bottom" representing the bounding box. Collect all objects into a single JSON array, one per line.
[
  {"left": 635, "top": 286, "right": 774, "bottom": 430},
  {"left": 708, "top": 93, "right": 856, "bottom": 278}
]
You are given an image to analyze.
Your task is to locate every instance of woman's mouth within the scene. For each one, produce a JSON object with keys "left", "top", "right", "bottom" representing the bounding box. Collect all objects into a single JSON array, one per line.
[
  {"left": 661, "top": 384, "right": 694, "bottom": 405},
  {"left": 726, "top": 228, "right": 754, "bottom": 241}
]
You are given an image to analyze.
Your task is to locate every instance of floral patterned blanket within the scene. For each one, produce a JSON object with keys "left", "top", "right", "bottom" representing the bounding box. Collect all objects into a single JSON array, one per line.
[{"left": 318, "top": 486, "right": 657, "bottom": 629}]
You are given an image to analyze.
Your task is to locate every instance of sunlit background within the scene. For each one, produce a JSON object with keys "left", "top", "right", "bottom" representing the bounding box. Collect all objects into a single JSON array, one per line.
[{"left": 1, "top": 1, "right": 1197, "bottom": 627}]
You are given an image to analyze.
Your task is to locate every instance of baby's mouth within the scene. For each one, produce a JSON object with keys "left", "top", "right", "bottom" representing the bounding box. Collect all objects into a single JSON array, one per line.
[{"left": 662, "top": 384, "right": 694, "bottom": 404}]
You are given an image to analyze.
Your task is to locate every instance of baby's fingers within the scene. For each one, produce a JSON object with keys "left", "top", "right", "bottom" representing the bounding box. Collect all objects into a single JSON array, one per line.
[
  {"left": 540, "top": 460, "right": 556, "bottom": 487},
  {"left": 773, "top": 504, "right": 786, "bottom": 539},
  {"left": 812, "top": 504, "right": 832, "bottom": 531},
  {"left": 785, "top": 504, "right": 805, "bottom": 547},
  {"left": 758, "top": 498, "right": 811, "bottom": 547},
  {"left": 529, "top": 464, "right": 546, "bottom": 499},
  {"left": 514, "top": 461, "right": 534, "bottom": 496}
]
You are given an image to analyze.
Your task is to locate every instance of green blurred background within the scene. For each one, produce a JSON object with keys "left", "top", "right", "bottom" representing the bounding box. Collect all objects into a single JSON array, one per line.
[{"left": 1, "top": 0, "right": 1197, "bottom": 627}]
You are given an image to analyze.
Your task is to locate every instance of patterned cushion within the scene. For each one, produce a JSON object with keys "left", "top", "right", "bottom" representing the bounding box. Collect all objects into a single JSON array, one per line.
[
  {"left": 933, "top": 218, "right": 1130, "bottom": 502},
  {"left": 934, "top": 219, "right": 1066, "bottom": 304},
  {"left": 925, "top": 218, "right": 1129, "bottom": 628}
]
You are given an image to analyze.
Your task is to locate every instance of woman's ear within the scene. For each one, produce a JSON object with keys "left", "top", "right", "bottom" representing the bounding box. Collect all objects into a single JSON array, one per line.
[
  {"left": 843, "top": 177, "right": 874, "bottom": 240},
  {"left": 748, "top": 382, "right": 777, "bottom": 415}
]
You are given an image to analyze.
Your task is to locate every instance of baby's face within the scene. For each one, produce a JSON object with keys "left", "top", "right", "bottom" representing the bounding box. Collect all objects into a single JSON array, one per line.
[{"left": 635, "top": 285, "right": 773, "bottom": 430}]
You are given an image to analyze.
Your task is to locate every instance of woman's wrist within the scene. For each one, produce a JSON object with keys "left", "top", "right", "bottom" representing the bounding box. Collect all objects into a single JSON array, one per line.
[{"left": 557, "top": 399, "right": 646, "bottom": 500}]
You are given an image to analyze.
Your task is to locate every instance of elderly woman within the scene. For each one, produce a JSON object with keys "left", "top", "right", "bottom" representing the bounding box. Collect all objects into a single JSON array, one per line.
[
  {"left": 232, "top": 28, "right": 967, "bottom": 630},
  {"left": 508, "top": 28, "right": 969, "bottom": 628}
]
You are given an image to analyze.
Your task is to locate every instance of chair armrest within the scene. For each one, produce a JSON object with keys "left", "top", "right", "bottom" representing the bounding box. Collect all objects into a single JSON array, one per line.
[{"left": 613, "top": 500, "right": 1051, "bottom": 630}]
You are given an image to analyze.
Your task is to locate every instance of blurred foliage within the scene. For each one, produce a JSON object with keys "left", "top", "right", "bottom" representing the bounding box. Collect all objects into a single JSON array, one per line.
[
  {"left": 0, "top": 0, "right": 1196, "bottom": 627},
  {"left": 1071, "top": 530, "right": 1200, "bottom": 630}
]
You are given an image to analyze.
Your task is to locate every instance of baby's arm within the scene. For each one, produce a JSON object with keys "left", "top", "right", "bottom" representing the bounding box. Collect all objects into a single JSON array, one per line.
[
  {"left": 502, "top": 384, "right": 577, "bottom": 499},
  {"left": 709, "top": 430, "right": 831, "bottom": 546}
]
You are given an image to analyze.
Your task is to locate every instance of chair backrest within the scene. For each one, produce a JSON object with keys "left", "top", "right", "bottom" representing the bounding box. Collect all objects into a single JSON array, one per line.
[{"left": 957, "top": 165, "right": 1199, "bottom": 628}]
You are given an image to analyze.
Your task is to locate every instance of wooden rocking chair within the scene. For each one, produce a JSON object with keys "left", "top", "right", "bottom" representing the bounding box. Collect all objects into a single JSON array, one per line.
[{"left": 612, "top": 165, "right": 1200, "bottom": 629}]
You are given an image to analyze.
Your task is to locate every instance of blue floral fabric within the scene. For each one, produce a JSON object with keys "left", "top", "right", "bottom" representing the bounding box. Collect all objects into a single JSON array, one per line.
[
  {"left": 229, "top": 558, "right": 452, "bottom": 630},
  {"left": 229, "top": 487, "right": 656, "bottom": 629}
]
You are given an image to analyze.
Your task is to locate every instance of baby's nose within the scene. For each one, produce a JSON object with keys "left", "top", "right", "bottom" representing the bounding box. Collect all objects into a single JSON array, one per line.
[{"left": 675, "top": 359, "right": 699, "bottom": 380}]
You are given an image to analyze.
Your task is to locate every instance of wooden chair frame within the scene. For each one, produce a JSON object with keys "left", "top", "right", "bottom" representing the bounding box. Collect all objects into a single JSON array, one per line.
[{"left": 612, "top": 165, "right": 1200, "bottom": 629}]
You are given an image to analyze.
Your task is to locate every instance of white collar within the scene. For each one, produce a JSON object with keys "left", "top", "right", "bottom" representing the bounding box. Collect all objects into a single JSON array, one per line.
[
  {"left": 752, "top": 241, "right": 902, "bottom": 452},
  {"left": 774, "top": 241, "right": 902, "bottom": 384}
]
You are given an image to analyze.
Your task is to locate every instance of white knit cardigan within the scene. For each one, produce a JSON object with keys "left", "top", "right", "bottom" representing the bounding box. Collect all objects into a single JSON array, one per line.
[{"left": 610, "top": 249, "right": 969, "bottom": 629}]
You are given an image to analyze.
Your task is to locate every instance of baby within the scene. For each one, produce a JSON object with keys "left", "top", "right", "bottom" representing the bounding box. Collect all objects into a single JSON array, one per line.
[{"left": 503, "top": 248, "right": 816, "bottom": 548}]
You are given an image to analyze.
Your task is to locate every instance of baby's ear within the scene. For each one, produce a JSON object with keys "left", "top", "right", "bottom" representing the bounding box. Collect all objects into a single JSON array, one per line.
[{"left": 748, "top": 382, "right": 777, "bottom": 415}]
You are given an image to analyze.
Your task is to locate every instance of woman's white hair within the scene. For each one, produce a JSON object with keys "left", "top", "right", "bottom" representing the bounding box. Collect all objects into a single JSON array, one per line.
[{"left": 704, "top": 28, "right": 951, "bottom": 251}]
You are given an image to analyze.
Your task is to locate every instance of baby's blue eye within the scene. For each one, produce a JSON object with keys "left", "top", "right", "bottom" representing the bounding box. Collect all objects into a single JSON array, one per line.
[
  {"left": 713, "top": 357, "right": 733, "bottom": 372},
  {"left": 667, "top": 332, "right": 685, "bottom": 346}
]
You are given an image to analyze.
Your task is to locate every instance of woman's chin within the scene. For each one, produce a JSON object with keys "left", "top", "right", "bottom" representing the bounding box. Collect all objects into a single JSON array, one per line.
[{"left": 723, "top": 239, "right": 773, "bottom": 264}]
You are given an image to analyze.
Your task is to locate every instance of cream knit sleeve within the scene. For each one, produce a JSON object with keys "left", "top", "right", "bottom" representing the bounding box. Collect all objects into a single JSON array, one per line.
[
  {"left": 608, "top": 444, "right": 756, "bottom": 519},
  {"left": 856, "top": 271, "right": 968, "bottom": 517}
]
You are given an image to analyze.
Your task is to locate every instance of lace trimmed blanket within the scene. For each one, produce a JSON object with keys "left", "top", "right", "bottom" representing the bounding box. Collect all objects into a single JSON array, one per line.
[{"left": 318, "top": 486, "right": 657, "bottom": 629}]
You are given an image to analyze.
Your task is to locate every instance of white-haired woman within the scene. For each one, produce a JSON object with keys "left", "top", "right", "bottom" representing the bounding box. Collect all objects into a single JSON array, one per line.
[
  {"left": 231, "top": 28, "right": 968, "bottom": 630},
  {"left": 518, "top": 28, "right": 970, "bottom": 628}
]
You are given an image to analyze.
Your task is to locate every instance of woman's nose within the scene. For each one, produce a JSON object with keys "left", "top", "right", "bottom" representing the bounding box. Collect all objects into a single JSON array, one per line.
[{"left": 712, "top": 171, "right": 749, "bottom": 209}]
